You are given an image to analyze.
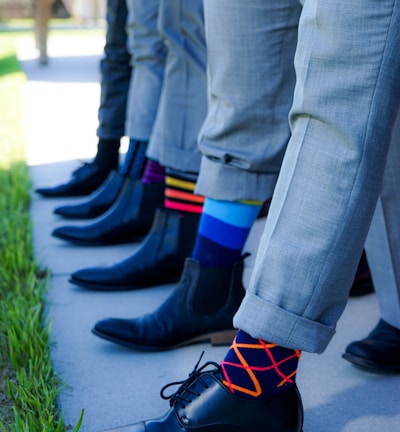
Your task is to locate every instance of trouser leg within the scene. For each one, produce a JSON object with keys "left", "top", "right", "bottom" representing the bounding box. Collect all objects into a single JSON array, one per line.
[
  {"left": 147, "top": 0, "right": 207, "bottom": 173},
  {"left": 196, "top": 0, "right": 301, "bottom": 201},
  {"left": 234, "top": 0, "right": 400, "bottom": 353},
  {"left": 365, "top": 104, "right": 400, "bottom": 329},
  {"left": 97, "top": 0, "right": 131, "bottom": 139},
  {"left": 124, "top": 0, "right": 167, "bottom": 140}
]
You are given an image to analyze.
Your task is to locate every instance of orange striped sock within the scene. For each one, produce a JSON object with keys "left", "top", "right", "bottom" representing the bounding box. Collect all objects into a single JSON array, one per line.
[
  {"left": 164, "top": 173, "right": 204, "bottom": 214},
  {"left": 221, "top": 330, "right": 301, "bottom": 400}
]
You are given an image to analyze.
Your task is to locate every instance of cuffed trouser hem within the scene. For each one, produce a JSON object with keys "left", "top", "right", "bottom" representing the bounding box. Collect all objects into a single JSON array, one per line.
[
  {"left": 233, "top": 292, "right": 336, "bottom": 354},
  {"left": 195, "top": 156, "right": 278, "bottom": 202},
  {"left": 147, "top": 140, "right": 202, "bottom": 174},
  {"left": 125, "top": 118, "right": 155, "bottom": 142}
]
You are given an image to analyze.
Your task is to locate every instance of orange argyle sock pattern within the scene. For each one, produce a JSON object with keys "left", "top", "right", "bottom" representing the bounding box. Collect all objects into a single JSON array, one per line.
[{"left": 221, "top": 330, "right": 301, "bottom": 399}]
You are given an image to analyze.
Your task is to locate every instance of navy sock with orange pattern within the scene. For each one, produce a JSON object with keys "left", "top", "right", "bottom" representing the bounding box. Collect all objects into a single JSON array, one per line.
[{"left": 221, "top": 329, "right": 301, "bottom": 399}]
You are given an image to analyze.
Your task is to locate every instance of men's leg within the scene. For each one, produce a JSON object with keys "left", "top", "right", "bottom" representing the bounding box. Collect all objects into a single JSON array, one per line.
[
  {"left": 52, "top": 0, "right": 167, "bottom": 219},
  {"left": 344, "top": 105, "right": 400, "bottom": 371},
  {"left": 36, "top": 0, "right": 129, "bottom": 198},
  {"left": 146, "top": 0, "right": 207, "bottom": 172},
  {"left": 55, "top": 0, "right": 206, "bottom": 250},
  {"left": 51, "top": 0, "right": 169, "bottom": 244},
  {"left": 235, "top": 0, "right": 400, "bottom": 354},
  {"left": 91, "top": 0, "right": 131, "bottom": 172}
]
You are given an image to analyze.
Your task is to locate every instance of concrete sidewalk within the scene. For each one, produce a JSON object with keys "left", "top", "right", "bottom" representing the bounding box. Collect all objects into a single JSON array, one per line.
[{"left": 19, "top": 32, "right": 400, "bottom": 432}]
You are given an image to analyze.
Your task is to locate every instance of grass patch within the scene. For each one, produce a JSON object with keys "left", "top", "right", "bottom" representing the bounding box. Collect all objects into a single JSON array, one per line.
[{"left": 0, "top": 31, "right": 83, "bottom": 432}]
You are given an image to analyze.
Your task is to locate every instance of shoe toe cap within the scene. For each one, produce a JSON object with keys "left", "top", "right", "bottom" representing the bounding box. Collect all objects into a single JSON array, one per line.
[
  {"left": 52, "top": 225, "right": 82, "bottom": 240},
  {"left": 93, "top": 318, "right": 137, "bottom": 341},
  {"left": 71, "top": 266, "right": 119, "bottom": 287}
]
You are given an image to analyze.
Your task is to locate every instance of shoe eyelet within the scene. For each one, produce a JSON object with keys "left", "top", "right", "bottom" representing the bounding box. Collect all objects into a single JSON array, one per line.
[{"left": 181, "top": 415, "right": 189, "bottom": 425}]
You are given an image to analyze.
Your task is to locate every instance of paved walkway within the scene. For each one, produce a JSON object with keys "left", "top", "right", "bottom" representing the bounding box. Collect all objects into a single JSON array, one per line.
[{"left": 18, "top": 31, "right": 400, "bottom": 432}]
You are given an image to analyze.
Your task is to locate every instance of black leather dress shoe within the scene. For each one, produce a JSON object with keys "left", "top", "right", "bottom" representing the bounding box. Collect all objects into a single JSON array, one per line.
[
  {"left": 343, "top": 319, "right": 400, "bottom": 372},
  {"left": 52, "top": 179, "right": 164, "bottom": 246},
  {"left": 92, "top": 257, "right": 246, "bottom": 350},
  {"left": 35, "top": 162, "right": 111, "bottom": 197},
  {"left": 69, "top": 208, "right": 200, "bottom": 290},
  {"left": 53, "top": 171, "right": 125, "bottom": 219},
  {"left": 98, "top": 359, "right": 304, "bottom": 432}
]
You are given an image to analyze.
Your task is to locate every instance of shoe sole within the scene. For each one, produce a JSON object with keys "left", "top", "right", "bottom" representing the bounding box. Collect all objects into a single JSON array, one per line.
[
  {"left": 53, "top": 210, "right": 105, "bottom": 219},
  {"left": 342, "top": 353, "right": 400, "bottom": 373},
  {"left": 52, "top": 231, "right": 145, "bottom": 246},
  {"left": 69, "top": 276, "right": 180, "bottom": 291},
  {"left": 91, "top": 327, "right": 236, "bottom": 351}
]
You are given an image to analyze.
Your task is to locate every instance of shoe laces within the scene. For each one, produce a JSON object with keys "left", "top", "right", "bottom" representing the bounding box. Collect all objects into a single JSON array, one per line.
[{"left": 160, "top": 352, "right": 221, "bottom": 408}]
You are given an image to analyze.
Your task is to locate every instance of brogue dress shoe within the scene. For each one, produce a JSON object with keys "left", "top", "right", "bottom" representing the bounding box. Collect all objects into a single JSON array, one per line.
[
  {"left": 35, "top": 162, "right": 110, "bottom": 197},
  {"left": 98, "top": 358, "right": 304, "bottom": 432},
  {"left": 53, "top": 170, "right": 125, "bottom": 219},
  {"left": 69, "top": 208, "right": 200, "bottom": 290},
  {"left": 92, "top": 257, "right": 246, "bottom": 350},
  {"left": 343, "top": 319, "right": 400, "bottom": 372},
  {"left": 52, "top": 179, "right": 164, "bottom": 246}
]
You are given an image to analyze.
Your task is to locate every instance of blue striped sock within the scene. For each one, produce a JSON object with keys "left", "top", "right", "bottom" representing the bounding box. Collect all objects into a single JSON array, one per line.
[{"left": 192, "top": 198, "right": 261, "bottom": 267}]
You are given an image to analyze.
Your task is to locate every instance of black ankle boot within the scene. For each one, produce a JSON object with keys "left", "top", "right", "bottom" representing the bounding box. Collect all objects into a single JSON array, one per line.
[
  {"left": 92, "top": 258, "right": 246, "bottom": 350},
  {"left": 52, "top": 179, "right": 164, "bottom": 246},
  {"left": 35, "top": 162, "right": 112, "bottom": 198},
  {"left": 53, "top": 171, "right": 126, "bottom": 219},
  {"left": 69, "top": 208, "right": 200, "bottom": 290}
]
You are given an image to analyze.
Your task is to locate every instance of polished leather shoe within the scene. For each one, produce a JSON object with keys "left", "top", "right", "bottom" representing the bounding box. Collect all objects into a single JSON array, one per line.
[
  {"left": 92, "top": 257, "right": 246, "bottom": 350},
  {"left": 98, "top": 358, "right": 304, "bottom": 432},
  {"left": 53, "top": 170, "right": 125, "bottom": 219},
  {"left": 349, "top": 250, "right": 374, "bottom": 297},
  {"left": 36, "top": 162, "right": 111, "bottom": 197},
  {"left": 52, "top": 179, "right": 164, "bottom": 246},
  {"left": 343, "top": 319, "right": 400, "bottom": 372},
  {"left": 69, "top": 208, "right": 200, "bottom": 290}
]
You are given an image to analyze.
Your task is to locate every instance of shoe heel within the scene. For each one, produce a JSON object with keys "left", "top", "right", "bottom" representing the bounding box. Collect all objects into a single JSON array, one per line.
[{"left": 211, "top": 329, "right": 236, "bottom": 346}]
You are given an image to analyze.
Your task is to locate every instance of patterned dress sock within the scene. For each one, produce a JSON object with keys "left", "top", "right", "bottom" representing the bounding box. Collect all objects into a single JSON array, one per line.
[
  {"left": 192, "top": 198, "right": 262, "bottom": 268},
  {"left": 164, "top": 170, "right": 204, "bottom": 214},
  {"left": 221, "top": 330, "right": 301, "bottom": 400},
  {"left": 119, "top": 138, "right": 148, "bottom": 180},
  {"left": 93, "top": 138, "right": 120, "bottom": 172},
  {"left": 141, "top": 160, "right": 166, "bottom": 185}
]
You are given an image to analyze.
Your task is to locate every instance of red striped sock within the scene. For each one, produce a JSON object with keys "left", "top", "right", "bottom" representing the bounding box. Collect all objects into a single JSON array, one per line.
[{"left": 164, "top": 173, "right": 204, "bottom": 214}]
